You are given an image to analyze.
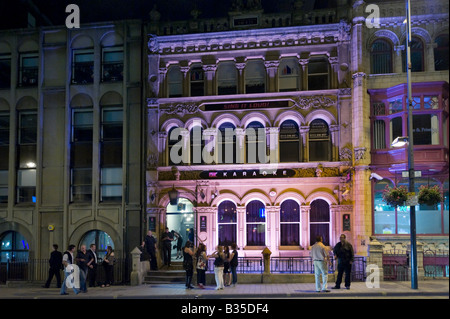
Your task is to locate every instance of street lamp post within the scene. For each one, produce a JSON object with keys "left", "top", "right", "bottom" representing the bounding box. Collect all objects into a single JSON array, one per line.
[{"left": 405, "top": 0, "right": 418, "bottom": 290}]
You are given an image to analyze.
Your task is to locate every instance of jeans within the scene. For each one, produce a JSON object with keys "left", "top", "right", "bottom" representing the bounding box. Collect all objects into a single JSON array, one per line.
[
  {"left": 60, "top": 269, "right": 79, "bottom": 295},
  {"left": 313, "top": 260, "right": 328, "bottom": 292},
  {"left": 230, "top": 266, "right": 238, "bottom": 285},
  {"left": 336, "top": 261, "right": 352, "bottom": 288},
  {"left": 79, "top": 268, "right": 87, "bottom": 292},
  {"left": 214, "top": 266, "right": 224, "bottom": 289}
]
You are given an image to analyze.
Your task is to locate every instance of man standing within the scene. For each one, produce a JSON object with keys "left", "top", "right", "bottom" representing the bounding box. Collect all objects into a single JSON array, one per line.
[
  {"left": 76, "top": 245, "right": 89, "bottom": 293},
  {"left": 145, "top": 230, "right": 158, "bottom": 270},
  {"left": 43, "top": 244, "right": 63, "bottom": 288},
  {"left": 332, "top": 234, "right": 354, "bottom": 290},
  {"left": 310, "top": 235, "right": 330, "bottom": 293},
  {"left": 161, "top": 227, "right": 174, "bottom": 267},
  {"left": 60, "top": 244, "right": 80, "bottom": 295},
  {"left": 86, "top": 244, "right": 98, "bottom": 287}
]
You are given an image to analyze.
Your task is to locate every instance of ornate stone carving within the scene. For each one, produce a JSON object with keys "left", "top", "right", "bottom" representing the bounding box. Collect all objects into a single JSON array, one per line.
[
  {"left": 294, "top": 95, "right": 336, "bottom": 110},
  {"left": 162, "top": 103, "right": 200, "bottom": 115},
  {"left": 354, "top": 147, "right": 367, "bottom": 161}
]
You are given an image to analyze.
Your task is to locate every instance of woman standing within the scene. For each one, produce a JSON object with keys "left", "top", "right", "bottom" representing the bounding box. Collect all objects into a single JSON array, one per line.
[
  {"left": 229, "top": 243, "right": 239, "bottom": 287},
  {"left": 209, "top": 245, "right": 225, "bottom": 290},
  {"left": 223, "top": 245, "right": 231, "bottom": 286},
  {"left": 183, "top": 240, "right": 195, "bottom": 289},
  {"left": 195, "top": 243, "right": 208, "bottom": 289},
  {"left": 101, "top": 246, "right": 115, "bottom": 287}
]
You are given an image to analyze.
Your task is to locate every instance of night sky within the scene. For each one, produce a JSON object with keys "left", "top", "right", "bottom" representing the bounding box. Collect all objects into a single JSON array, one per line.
[{"left": 0, "top": 0, "right": 332, "bottom": 30}]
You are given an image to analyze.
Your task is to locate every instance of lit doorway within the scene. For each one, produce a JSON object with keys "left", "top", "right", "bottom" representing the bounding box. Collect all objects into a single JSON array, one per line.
[{"left": 166, "top": 198, "right": 195, "bottom": 259}]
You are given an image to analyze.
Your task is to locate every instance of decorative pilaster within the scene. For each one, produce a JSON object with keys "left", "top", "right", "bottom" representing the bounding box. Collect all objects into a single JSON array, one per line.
[
  {"left": 300, "top": 206, "right": 310, "bottom": 249},
  {"left": 202, "top": 64, "right": 217, "bottom": 95},
  {"left": 264, "top": 60, "right": 280, "bottom": 92}
]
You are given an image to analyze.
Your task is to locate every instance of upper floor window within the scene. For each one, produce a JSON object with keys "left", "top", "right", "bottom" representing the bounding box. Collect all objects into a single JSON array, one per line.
[
  {"left": 308, "top": 57, "right": 329, "bottom": 90},
  {"left": 434, "top": 35, "right": 449, "bottom": 71},
  {"left": 246, "top": 200, "right": 266, "bottom": 246},
  {"left": 245, "top": 60, "right": 265, "bottom": 94},
  {"left": 218, "top": 122, "right": 238, "bottom": 164},
  {"left": 371, "top": 39, "right": 393, "bottom": 74},
  {"left": 102, "top": 46, "right": 123, "bottom": 82},
  {"left": 18, "top": 52, "right": 38, "bottom": 87},
  {"left": 72, "top": 49, "right": 94, "bottom": 84},
  {"left": 0, "top": 112, "right": 9, "bottom": 203},
  {"left": 309, "top": 199, "right": 330, "bottom": 246},
  {"left": 279, "top": 58, "right": 300, "bottom": 92},
  {"left": 245, "top": 121, "right": 265, "bottom": 164},
  {"left": 0, "top": 54, "right": 11, "bottom": 89},
  {"left": 190, "top": 65, "right": 204, "bottom": 96},
  {"left": 309, "top": 119, "right": 330, "bottom": 161},
  {"left": 17, "top": 111, "right": 37, "bottom": 203},
  {"left": 280, "top": 199, "right": 300, "bottom": 246},
  {"left": 167, "top": 66, "right": 183, "bottom": 97},
  {"left": 190, "top": 126, "right": 204, "bottom": 165},
  {"left": 217, "top": 62, "right": 237, "bottom": 95},
  {"left": 279, "top": 120, "right": 301, "bottom": 162},
  {"left": 218, "top": 200, "right": 237, "bottom": 246},
  {"left": 402, "top": 37, "right": 424, "bottom": 72}
]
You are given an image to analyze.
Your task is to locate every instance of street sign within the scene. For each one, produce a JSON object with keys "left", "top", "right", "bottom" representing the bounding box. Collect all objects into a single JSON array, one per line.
[{"left": 402, "top": 170, "right": 421, "bottom": 177}]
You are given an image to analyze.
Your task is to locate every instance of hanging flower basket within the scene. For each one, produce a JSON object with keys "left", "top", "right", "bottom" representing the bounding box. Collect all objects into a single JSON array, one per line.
[
  {"left": 418, "top": 185, "right": 443, "bottom": 207},
  {"left": 382, "top": 185, "right": 408, "bottom": 208}
]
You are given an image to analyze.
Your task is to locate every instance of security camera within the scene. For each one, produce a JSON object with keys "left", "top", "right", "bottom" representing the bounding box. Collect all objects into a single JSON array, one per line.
[{"left": 370, "top": 173, "right": 383, "bottom": 181}]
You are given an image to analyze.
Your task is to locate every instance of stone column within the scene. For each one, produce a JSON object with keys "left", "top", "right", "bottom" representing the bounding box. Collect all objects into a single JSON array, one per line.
[
  {"left": 237, "top": 206, "right": 246, "bottom": 248},
  {"left": 267, "top": 127, "right": 280, "bottom": 164},
  {"left": 328, "top": 55, "right": 339, "bottom": 89},
  {"left": 179, "top": 128, "right": 190, "bottom": 165},
  {"left": 264, "top": 60, "right": 279, "bottom": 93},
  {"left": 203, "top": 128, "right": 217, "bottom": 165},
  {"left": 299, "top": 55, "right": 309, "bottom": 91},
  {"left": 329, "top": 124, "right": 340, "bottom": 162},
  {"left": 203, "top": 64, "right": 217, "bottom": 95},
  {"left": 130, "top": 247, "right": 143, "bottom": 286},
  {"left": 158, "top": 131, "right": 167, "bottom": 166},
  {"left": 394, "top": 45, "right": 404, "bottom": 73},
  {"left": 367, "top": 237, "right": 384, "bottom": 282},
  {"left": 235, "top": 128, "right": 245, "bottom": 164},
  {"left": 301, "top": 205, "right": 310, "bottom": 249},
  {"left": 235, "top": 57, "right": 246, "bottom": 94},
  {"left": 300, "top": 126, "right": 310, "bottom": 162},
  {"left": 158, "top": 67, "right": 167, "bottom": 97},
  {"left": 265, "top": 206, "right": 279, "bottom": 253},
  {"left": 180, "top": 64, "right": 190, "bottom": 96}
]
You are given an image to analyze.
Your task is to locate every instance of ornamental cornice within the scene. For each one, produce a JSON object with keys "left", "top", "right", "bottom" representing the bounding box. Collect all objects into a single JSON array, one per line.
[
  {"left": 154, "top": 25, "right": 343, "bottom": 55},
  {"left": 293, "top": 95, "right": 336, "bottom": 110}
]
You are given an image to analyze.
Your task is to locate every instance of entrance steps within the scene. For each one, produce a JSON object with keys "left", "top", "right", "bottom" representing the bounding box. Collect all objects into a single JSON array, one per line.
[{"left": 143, "top": 261, "right": 185, "bottom": 284}]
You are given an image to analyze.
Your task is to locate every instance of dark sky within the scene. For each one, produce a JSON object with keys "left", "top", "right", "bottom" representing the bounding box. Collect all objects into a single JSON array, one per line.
[{"left": 0, "top": 0, "right": 328, "bottom": 30}]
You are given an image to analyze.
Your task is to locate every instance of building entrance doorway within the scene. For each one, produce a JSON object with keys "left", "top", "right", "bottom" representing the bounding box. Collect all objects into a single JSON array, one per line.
[{"left": 166, "top": 198, "right": 195, "bottom": 259}]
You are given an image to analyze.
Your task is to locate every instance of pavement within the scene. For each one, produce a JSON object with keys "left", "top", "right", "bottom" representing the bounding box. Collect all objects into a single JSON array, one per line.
[{"left": 0, "top": 279, "right": 448, "bottom": 299}]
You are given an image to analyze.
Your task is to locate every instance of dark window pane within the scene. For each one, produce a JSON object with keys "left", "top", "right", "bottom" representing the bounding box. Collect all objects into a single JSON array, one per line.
[
  {"left": 310, "top": 224, "right": 329, "bottom": 246},
  {"left": 0, "top": 57, "right": 11, "bottom": 88},
  {"left": 17, "top": 145, "right": 36, "bottom": 168},
  {"left": 218, "top": 224, "right": 236, "bottom": 246},
  {"left": 100, "top": 141, "right": 122, "bottom": 166},
  {"left": 71, "top": 143, "right": 92, "bottom": 167},
  {"left": 246, "top": 224, "right": 265, "bottom": 246},
  {"left": 218, "top": 200, "right": 237, "bottom": 223},
  {"left": 246, "top": 200, "right": 265, "bottom": 223},
  {"left": 280, "top": 200, "right": 300, "bottom": 222},
  {"left": 413, "top": 114, "right": 431, "bottom": 145},
  {"left": 281, "top": 224, "right": 299, "bottom": 246},
  {"left": 310, "top": 199, "right": 330, "bottom": 222}
]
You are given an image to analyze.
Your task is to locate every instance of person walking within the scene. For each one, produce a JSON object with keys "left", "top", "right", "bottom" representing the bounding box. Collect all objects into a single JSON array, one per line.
[
  {"left": 43, "top": 244, "right": 62, "bottom": 288},
  {"left": 101, "top": 246, "right": 115, "bottom": 287},
  {"left": 75, "top": 245, "right": 89, "bottom": 293},
  {"left": 195, "top": 243, "right": 208, "bottom": 289},
  {"left": 310, "top": 235, "right": 330, "bottom": 293},
  {"left": 145, "top": 230, "right": 158, "bottom": 270},
  {"left": 86, "top": 244, "right": 98, "bottom": 287},
  {"left": 209, "top": 245, "right": 225, "bottom": 290},
  {"left": 176, "top": 231, "right": 183, "bottom": 259},
  {"left": 229, "top": 243, "right": 239, "bottom": 287},
  {"left": 60, "top": 244, "right": 79, "bottom": 295},
  {"left": 161, "top": 227, "right": 174, "bottom": 267},
  {"left": 332, "top": 234, "right": 354, "bottom": 290},
  {"left": 183, "top": 240, "right": 195, "bottom": 289}
]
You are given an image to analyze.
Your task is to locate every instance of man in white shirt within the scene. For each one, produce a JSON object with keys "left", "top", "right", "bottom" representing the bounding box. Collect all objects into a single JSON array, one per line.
[{"left": 310, "top": 235, "right": 330, "bottom": 293}]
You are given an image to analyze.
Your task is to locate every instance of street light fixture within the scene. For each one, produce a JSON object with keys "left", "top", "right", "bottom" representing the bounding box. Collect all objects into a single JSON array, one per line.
[{"left": 390, "top": 0, "right": 418, "bottom": 290}]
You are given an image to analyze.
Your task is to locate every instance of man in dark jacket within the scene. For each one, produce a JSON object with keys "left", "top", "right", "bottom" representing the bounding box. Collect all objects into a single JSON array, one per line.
[
  {"left": 332, "top": 234, "right": 354, "bottom": 289},
  {"left": 145, "top": 230, "right": 158, "bottom": 270},
  {"left": 43, "top": 244, "right": 63, "bottom": 288}
]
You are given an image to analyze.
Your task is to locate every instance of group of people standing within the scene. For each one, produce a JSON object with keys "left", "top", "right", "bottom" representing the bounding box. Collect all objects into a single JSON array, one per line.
[
  {"left": 310, "top": 234, "right": 355, "bottom": 293},
  {"left": 43, "top": 243, "right": 115, "bottom": 295},
  {"left": 183, "top": 242, "right": 239, "bottom": 290}
]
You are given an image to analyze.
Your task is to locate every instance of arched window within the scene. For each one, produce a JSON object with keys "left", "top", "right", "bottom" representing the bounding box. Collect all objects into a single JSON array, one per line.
[
  {"left": 279, "top": 58, "right": 300, "bottom": 92},
  {"left": 280, "top": 120, "right": 300, "bottom": 162},
  {"left": 190, "top": 64, "right": 204, "bottom": 96},
  {"left": 217, "top": 62, "right": 237, "bottom": 95},
  {"left": 79, "top": 230, "right": 114, "bottom": 259},
  {"left": 308, "top": 57, "right": 329, "bottom": 90},
  {"left": 434, "top": 35, "right": 449, "bottom": 71},
  {"left": 246, "top": 200, "right": 266, "bottom": 246},
  {"left": 371, "top": 39, "right": 393, "bottom": 74},
  {"left": 309, "top": 119, "right": 330, "bottom": 161},
  {"left": 402, "top": 37, "right": 424, "bottom": 72},
  {"left": 280, "top": 199, "right": 300, "bottom": 246},
  {"left": 168, "top": 126, "right": 182, "bottom": 166},
  {"left": 218, "top": 200, "right": 237, "bottom": 246},
  {"left": 0, "top": 231, "right": 29, "bottom": 262},
  {"left": 309, "top": 199, "right": 330, "bottom": 246},
  {"left": 218, "top": 122, "right": 237, "bottom": 164},
  {"left": 245, "top": 60, "right": 265, "bottom": 93},
  {"left": 245, "top": 121, "right": 265, "bottom": 164},
  {"left": 190, "top": 126, "right": 204, "bottom": 165},
  {"left": 167, "top": 66, "right": 182, "bottom": 97}
]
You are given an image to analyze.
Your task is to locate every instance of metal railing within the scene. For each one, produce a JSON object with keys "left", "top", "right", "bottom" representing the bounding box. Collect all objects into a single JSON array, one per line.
[
  {"left": 423, "top": 250, "right": 449, "bottom": 278},
  {"left": 0, "top": 258, "right": 129, "bottom": 285},
  {"left": 206, "top": 257, "right": 263, "bottom": 274},
  {"left": 382, "top": 250, "right": 409, "bottom": 281}
]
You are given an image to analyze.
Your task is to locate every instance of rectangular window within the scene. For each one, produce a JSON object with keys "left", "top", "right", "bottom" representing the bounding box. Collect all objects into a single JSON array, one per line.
[
  {"left": 390, "top": 117, "right": 403, "bottom": 146},
  {"left": 308, "top": 58, "right": 328, "bottom": 90},
  {"left": 102, "top": 47, "right": 123, "bottom": 82},
  {"left": 18, "top": 53, "right": 38, "bottom": 87},
  {"left": 71, "top": 109, "right": 93, "bottom": 202},
  {"left": 373, "top": 120, "right": 386, "bottom": 149},
  {"left": 413, "top": 114, "right": 439, "bottom": 145},
  {"left": 0, "top": 170, "right": 8, "bottom": 203},
  {"left": 72, "top": 49, "right": 94, "bottom": 84},
  {"left": 100, "top": 167, "right": 122, "bottom": 202},
  {"left": 17, "top": 111, "right": 37, "bottom": 203},
  {"left": 0, "top": 54, "right": 11, "bottom": 88},
  {"left": 0, "top": 112, "right": 9, "bottom": 170}
]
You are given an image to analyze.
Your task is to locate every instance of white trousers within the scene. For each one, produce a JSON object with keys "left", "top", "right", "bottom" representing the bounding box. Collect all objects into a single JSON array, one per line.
[
  {"left": 214, "top": 266, "right": 224, "bottom": 289},
  {"left": 313, "top": 260, "right": 328, "bottom": 292}
]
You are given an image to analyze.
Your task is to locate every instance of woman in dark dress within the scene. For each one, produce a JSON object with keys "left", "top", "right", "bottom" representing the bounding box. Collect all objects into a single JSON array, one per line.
[{"left": 183, "top": 240, "right": 195, "bottom": 289}]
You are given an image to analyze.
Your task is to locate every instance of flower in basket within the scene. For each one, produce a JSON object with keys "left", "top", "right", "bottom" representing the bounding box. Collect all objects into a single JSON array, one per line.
[
  {"left": 382, "top": 185, "right": 408, "bottom": 208},
  {"left": 418, "top": 185, "right": 443, "bottom": 207}
]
